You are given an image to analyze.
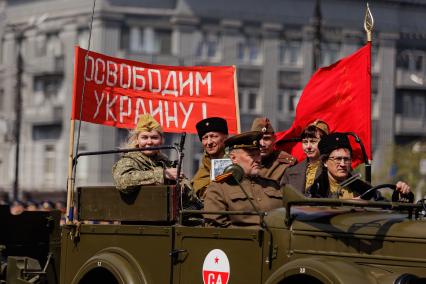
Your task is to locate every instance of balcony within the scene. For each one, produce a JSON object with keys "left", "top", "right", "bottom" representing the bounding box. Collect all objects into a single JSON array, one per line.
[
  {"left": 395, "top": 114, "right": 426, "bottom": 135},
  {"left": 395, "top": 68, "right": 426, "bottom": 89},
  {"left": 26, "top": 55, "right": 64, "bottom": 75}
]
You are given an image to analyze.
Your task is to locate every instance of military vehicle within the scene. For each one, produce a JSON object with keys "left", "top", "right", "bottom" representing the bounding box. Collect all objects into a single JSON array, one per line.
[
  {"left": 2, "top": 145, "right": 426, "bottom": 284},
  {"left": 66, "top": 144, "right": 426, "bottom": 284}
]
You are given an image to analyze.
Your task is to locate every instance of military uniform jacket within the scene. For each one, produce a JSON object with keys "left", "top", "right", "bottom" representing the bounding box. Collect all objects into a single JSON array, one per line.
[
  {"left": 308, "top": 169, "right": 371, "bottom": 198},
  {"left": 112, "top": 151, "right": 169, "bottom": 194},
  {"left": 204, "top": 176, "right": 282, "bottom": 228},
  {"left": 191, "top": 152, "right": 212, "bottom": 198},
  {"left": 280, "top": 159, "right": 322, "bottom": 194},
  {"left": 259, "top": 150, "right": 296, "bottom": 182}
]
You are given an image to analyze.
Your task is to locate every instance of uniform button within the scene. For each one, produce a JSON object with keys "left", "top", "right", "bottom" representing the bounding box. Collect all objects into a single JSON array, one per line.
[{"left": 257, "top": 198, "right": 261, "bottom": 201}]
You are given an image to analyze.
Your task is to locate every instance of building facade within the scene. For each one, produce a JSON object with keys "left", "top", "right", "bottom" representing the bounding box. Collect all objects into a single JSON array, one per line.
[{"left": 0, "top": 0, "right": 425, "bottom": 197}]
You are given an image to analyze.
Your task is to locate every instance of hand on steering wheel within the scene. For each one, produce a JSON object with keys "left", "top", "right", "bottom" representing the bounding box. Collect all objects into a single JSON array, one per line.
[{"left": 359, "top": 183, "right": 414, "bottom": 203}]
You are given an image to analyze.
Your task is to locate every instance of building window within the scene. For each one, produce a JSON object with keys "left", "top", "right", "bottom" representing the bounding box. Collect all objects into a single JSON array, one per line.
[
  {"left": 44, "top": 144, "right": 56, "bottom": 186},
  {"left": 398, "top": 91, "right": 426, "bottom": 120},
  {"left": 195, "top": 32, "right": 221, "bottom": 61},
  {"left": 277, "top": 89, "right": 302, "bottom": 115},
  {"left": 34, "top": 33, "right": 46, "bottom": 57},
  {"left": 129, "top": 26, "right": 143, "bottom": 52},
  {"left": 279, "top": 40, "right": 303, "bottom": 67},
  {"left": 46, "top": 32, "right": 62, "bottom": 57},
  {"left": 120, "top": 25, "right": 130, "bottom": 50},
  {"left": 153, "top": 29, "right": 172, "bottom": 55},
  {"left": 34, "top": 32, "right": 62, "bottom": 57},
  {"left": 32, "top": 123, "right": 62, "bottom": 141},
  {"left": 397, "top": 49, "right": 426, "bottom": 73},
  {"left": 413, "top": 95, "right": 425, "bottom": 119},
  {"left": 33, "top": 74, "right": 63, "bottom": 101},
  {"left": 238, "top": 36, "right": 262, "bottom": 64},
  {"left": 125, "top": 27, "right": 172, "bottom": 55},
  {"left": 239, "top": 88, "right": 261, "bottom": 114},
  {"left": 321, "top": 42, "right": 340, "bottom": 67}
]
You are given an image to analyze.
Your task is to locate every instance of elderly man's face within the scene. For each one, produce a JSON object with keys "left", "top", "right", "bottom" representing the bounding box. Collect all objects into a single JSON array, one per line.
[
  {"left": 229, "top": 148, "right": 261, "bottom": 176},
  {"left": 259, "top": 133, "right": 275, "bottom": 158},
  {"left": 201, "top": 131, "right": 227, "bottom": 158},
  {"left": 325, "top": 148, "right": 352, "bottom": 182}
]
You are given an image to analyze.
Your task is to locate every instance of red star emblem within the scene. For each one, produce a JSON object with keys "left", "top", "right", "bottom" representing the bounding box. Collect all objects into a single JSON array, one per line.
[{"left": 214, "top": 257, "right": 219, "bottom": 264}]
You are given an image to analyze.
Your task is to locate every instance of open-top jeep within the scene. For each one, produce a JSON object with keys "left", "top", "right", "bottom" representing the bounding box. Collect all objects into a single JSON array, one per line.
[
  {"left": 58, "top": 148, "right": 426, "bottom": 284},
  {"left": 2, "top": 144, "right": 426, "bottom": 284}
]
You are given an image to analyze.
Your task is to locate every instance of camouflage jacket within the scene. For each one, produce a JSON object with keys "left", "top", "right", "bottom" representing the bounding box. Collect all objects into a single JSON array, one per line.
[{"left": 112, "top": 151, "right": 169, "bottom": 194}]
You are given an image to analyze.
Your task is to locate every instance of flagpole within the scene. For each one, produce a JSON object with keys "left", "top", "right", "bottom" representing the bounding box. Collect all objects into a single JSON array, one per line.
[
  {"left": 364, "top": 3, "right": 374, "bottom": 183},
  {"left": 66, "top": 119, "right": 75, "bottom": 223},
  {"left": 233, "top": 65, "right": 241, "bottom": 133}
]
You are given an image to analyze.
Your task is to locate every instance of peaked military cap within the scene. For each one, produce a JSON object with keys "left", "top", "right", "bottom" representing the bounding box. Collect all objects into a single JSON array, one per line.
[
  {"left": 308, "top": 119, "right": 329, "bottom": 135},
  {"left": 318, "top": 132, "right": 352, "bottom": 155},
  {"left": 196, "top": 117, "right": 228, "bottom": 140},
  {"left": 225, "top": 131, "right": 262, "bottom": 151},
  {"left": 135, "top": 114, "right": 162, "bottom": 132},
  {"left": 251, "top": 117, "right": 275, "bottom": 134}
]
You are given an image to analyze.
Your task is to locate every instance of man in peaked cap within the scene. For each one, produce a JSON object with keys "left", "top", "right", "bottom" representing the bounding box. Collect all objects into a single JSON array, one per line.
[
  {"left": 251, "top": 117, "right": 296, "bottom": 182},
  {"left": 204, "top": 131, "right": 283, "bottom": 228},
  {"left": 307, "top": 132, "right": 412, "bottom": 201},
  {"left": 281, "top": 119, "right": 330, "bottom": 194},
  {"left": 192, "top": 117, "right": 229, "bottom": 199}
]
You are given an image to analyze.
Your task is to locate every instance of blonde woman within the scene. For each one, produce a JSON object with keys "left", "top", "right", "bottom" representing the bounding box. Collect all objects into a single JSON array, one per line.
[{"left": 112, "top": 114, "right": 178, "bottom": 193}]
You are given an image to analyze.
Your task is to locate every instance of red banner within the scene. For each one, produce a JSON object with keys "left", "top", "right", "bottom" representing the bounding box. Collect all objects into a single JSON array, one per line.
[
  {"left": 72, "top": 47, "right": 239, "bottom": 134},
  {"left": 276, "top": 43, "right": 371, "bottom": 167}
]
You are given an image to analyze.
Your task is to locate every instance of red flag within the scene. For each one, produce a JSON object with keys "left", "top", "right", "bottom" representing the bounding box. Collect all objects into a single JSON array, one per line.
[{"left": 275, "top": 43, "right": 371, "bottom": 167}]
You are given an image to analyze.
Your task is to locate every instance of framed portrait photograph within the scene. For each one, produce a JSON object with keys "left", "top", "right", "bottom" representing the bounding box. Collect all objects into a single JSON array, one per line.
[{"left": 210, "top": 158, "right": 233, "bottom": 181}]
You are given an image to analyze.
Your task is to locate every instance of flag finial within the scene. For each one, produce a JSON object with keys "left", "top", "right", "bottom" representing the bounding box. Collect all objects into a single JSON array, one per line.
[{"left": 364, "top": 3, "right": 374, "bottom": 42}]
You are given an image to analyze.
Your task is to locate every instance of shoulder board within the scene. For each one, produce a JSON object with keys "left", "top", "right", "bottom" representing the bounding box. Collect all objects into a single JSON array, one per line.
[
  {"left": 277, "top": 151, "right": 297, "bottom": 165},
  {"left": 214, "top": 172, "right": 234, "bottom": 183}
]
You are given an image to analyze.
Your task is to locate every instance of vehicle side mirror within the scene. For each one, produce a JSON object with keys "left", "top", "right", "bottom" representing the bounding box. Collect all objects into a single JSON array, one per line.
[{"left": 223, "top": 164, "right": 244, "bottom": 183}]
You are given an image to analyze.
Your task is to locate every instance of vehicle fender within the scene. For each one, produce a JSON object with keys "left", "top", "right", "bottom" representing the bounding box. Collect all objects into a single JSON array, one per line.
[
  {"left": 71, "top": 247, "right": 148, "bottom": 284},
  {"left": 265, "top": 257, "right": 377, "bottom": 284}
]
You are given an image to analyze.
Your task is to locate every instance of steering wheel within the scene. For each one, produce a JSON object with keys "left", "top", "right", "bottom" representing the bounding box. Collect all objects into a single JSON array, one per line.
[{"left": 359, "top": 184, "right": 414, "bottom": 203}]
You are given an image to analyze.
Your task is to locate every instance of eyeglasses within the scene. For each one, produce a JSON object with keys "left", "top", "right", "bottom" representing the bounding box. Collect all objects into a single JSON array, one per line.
[
  {"left": 328, "top": 156, "right": 352, "bottom": 164},
  {"left": 302, "top": 138, "right": 320, "bottom": 145}
]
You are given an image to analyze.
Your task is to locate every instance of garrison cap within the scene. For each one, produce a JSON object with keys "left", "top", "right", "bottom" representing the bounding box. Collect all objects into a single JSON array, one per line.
[
  {"left": 196, "top": 117, "right": 228, "bottom": 140},
  {"left": 318, "top": 132, "right": 352, "bottom": 156},
  {"left": 308, "top": 119, "right": 329, "bottom": 135},
  {"left": 251, "top": 117, "right": 274, "bottom": 134},
  {"left": 225, "top": 131, "right": 262, "bottom": 151},
  {"left": 135, "top": 114, "right": 162, "bottom": 132}
]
